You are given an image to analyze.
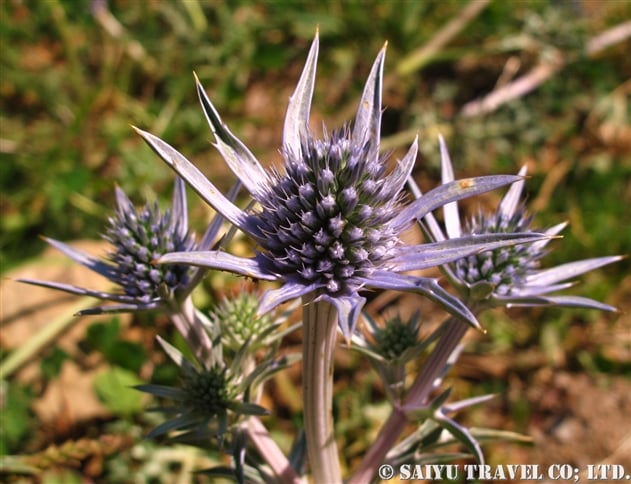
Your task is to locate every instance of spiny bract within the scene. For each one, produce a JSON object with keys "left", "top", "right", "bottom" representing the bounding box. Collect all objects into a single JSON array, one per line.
[{"left": 136, "top": 33, "right": 544, "bottom": 339}]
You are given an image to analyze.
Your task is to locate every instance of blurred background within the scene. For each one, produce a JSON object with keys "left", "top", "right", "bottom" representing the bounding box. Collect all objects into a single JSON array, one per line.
[{"left": 1, "top": 0, "right": 630, "bottom": 482}]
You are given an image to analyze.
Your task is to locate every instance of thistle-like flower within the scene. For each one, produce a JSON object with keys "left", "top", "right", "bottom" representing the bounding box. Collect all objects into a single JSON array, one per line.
[
  {"left": 412, "top": 136, "right": 623, "bottom": 311},
  {"left": 209, "top": 289, "right": 300, "bottom": 354},
  {"left": 135, "top": 336, "right": 268, "bottom": 446},
  {"left": 134, "top": 34, "right": 546, "bottom": 339},
  {"left": 352, "top": 312, "right": 438, "bottom": 403},
  {"left": 18, "top": 177, "right": 218, "bottom": 314}
]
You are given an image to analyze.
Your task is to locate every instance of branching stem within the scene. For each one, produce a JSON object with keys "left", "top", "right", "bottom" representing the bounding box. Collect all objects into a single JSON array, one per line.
[{"left": 349, "top": 317, "right": 469, "bottom": 484}]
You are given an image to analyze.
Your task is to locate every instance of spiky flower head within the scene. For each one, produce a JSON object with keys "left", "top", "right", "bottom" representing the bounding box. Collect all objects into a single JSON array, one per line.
[
  {"left": 209, "top": 289, "right": 299, "bottom": 354},
  {"left": 135, "top": 33, "right": 546, "bottom": 339},
  {"left": 255, "top": 126, "right": 404, "bottom": 297},
  {"left": 372, "top": 313, "right": 423, "bottom": 361},
  {"left": 453, "top": 208, "right": 542, "bottom": 297},
  {"left": 18, "top": 178, "right": 220, "bottom": 314},
  {"left": 412, "top": 136, "right": 623, "bottom": 311},
  {"left": 103, "top": 184, "right": 196, "bottom": 303},
  {"left": 353, "top": 312, "right": 435, "bottom": 402},
  {"left": 135, "top": 336, "right": 268, "bottom": 446},
  {"left": 211, "top": 291, "right": 272, "bottom": 352},
  {"left": 181, "top": 365, "right": 231, "bottom": 418}
]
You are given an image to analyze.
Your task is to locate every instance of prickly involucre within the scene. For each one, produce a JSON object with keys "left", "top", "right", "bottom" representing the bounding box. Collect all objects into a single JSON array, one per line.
[
  {"left": 136, "top": 34, "right": 545, "bottom": 339},
  {"left": 413, "top": 137, "right": 622, "bottom": 311},
  {"left": 18, "top": 178, "right": 219, "bottom": 314}
]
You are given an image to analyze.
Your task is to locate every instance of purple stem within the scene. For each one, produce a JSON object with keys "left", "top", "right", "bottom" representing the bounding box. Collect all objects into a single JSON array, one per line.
[{"left": 349, "top": 317, "right": 469, "bottom": 483}]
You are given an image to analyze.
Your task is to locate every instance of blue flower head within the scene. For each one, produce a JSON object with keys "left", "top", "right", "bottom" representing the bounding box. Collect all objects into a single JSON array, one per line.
[
  {"left": 135, "top": 34, "right": 546, "bottom": 339},
  {"left": 412, "top": 136, "right": 623, "bottom": 311},
  {"left": 18, "top": 178, "right": 221, "bottom": 314}
]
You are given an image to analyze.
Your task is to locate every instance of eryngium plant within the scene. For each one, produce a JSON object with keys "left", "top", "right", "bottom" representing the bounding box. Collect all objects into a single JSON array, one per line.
[
  {"left": 133, "top": 34, "right": 545, "bottom": 340},
  {"left": 17, "top": 177, "right": 232, "bottom": 362},
  {"left": 351, "top": 140, "right": 622, "bottom": 483},
  {"left": 13, "top": 29, "right": 622, "bottom": 484},
  {"left": 209, "top": 289, "right": 300, "bottom": 354},
  {"left": 135, "top": 336, "right": 268, "bottom": 447},
  {"left": 137, "top": 303, "right": 301, "bottom": 482},
  {"left": 132, "top": 32, "right": 550, "bottom": 483},
  {"left": 352, "top": 311, "right": 438, "bottom": 403},
  {"left": 17, "top": 178, "right": 212, "bottom": 314},
  {"left": 412, "top": 136, "right": 623, "bottom": 311}
]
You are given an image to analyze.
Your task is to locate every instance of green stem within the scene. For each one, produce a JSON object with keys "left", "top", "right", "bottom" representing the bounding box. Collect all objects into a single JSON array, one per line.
[{"left": 302, "top": 297, "right": 342, "bottom": 483}]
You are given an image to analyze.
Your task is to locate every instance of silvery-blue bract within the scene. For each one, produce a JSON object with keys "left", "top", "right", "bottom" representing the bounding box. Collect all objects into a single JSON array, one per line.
[
  {"left": 413, "top": 136, "right": 622, "bottom": 311},
  {"left": 135, "top": 34, "right": 546, "bottom": 339},
  {"left": 18, "top": 178, "right": 220, "bottom": 314}
]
